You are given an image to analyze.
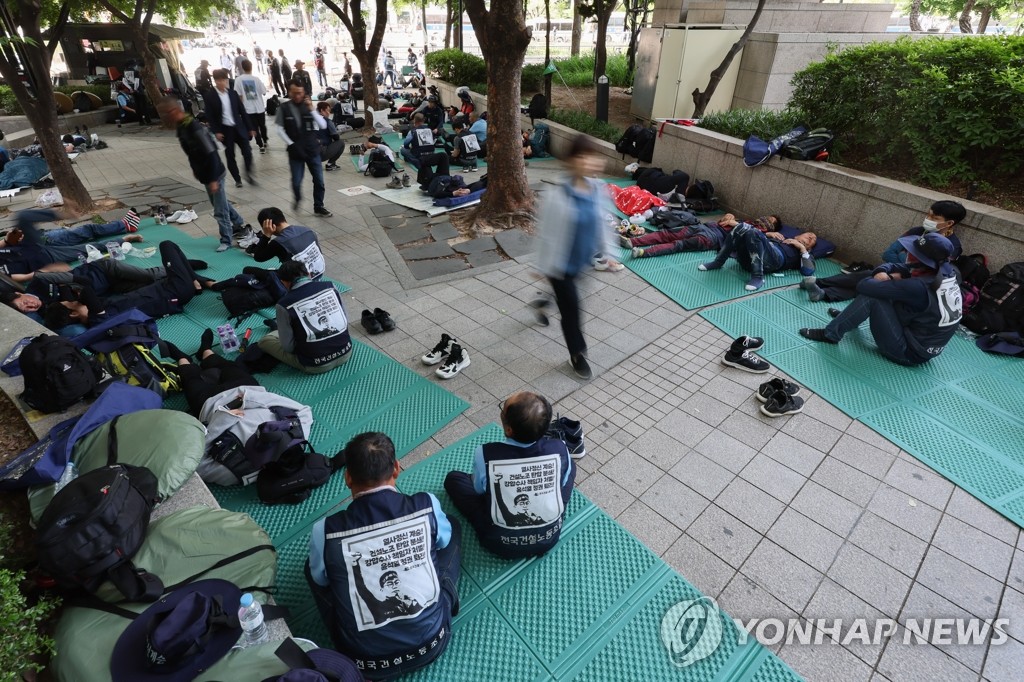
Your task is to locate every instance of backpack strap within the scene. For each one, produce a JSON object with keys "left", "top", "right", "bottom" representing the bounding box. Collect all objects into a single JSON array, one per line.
[
  {"left": 107, "top": 562, "right": 165, "bottom": 602},
  {"left": 162, "top": 544, "right": 276, "bottom": 592},
  {"left": 274, "top": 638, "right": 343, "bottom": 681},
  {"left": 107, "top": 415, "right": 121, "bottom": 465}
]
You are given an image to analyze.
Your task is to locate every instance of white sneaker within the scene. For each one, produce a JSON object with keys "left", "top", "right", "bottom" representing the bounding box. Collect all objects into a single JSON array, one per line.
[
  {"left": 236, "top": 227, "right": 259, "bottom": 248},
  {"left": 175, "top": 209, "right": 198, "bottom": 224},
  {"left": 435, "top": 344, "right": 470, "bottom": 379},
  {"left": 625, "top": 162, "right": 639, "bottom": 174},
  {"left": 593, "top": 258, "right": 624, "bottom": 272},
  {"left": 166, "top": 210, "right": 186, "bottom": 222},
  {"left": 421, "top": 333, "right": 456, "bottom": 365}
]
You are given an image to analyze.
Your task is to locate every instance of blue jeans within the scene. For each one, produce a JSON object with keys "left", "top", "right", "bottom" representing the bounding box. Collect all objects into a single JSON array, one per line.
[
  {"left": 400, "top": 147, "right": 420, "bottom": 169},
  {"left": 42, "top": 219, "right": 128, "bottom": 261},
  {"left": 824, "top": 294, "right": 916, "bottom": 366},
  {"left": 708, "top": 224, "right": 785, "bottom": 277},
  {"left": 205, "top": 173, "right": 243, "bottom": 246},
  {"left": 289, "top": 154, "right": 326, "bottom": 211}
]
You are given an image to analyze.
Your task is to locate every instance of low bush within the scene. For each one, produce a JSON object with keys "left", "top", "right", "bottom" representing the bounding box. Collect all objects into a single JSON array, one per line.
[
  {"left": 0, "top": 514, "right": 58, "bottom": 680},
  {"left": 697, "top": 108, "right": 808, "bottom": 143},
  {"left": 0, "top": 84, "right": 112, "bottom": 116},
  {"left": 424, "top": 49, "right": 487, "bottom": 87},
  {"left": 547, "top": 107, "right": 623, "bottom": 144},
  {"left": 549, "top": 53, "right": 631, "bottom": 88},
  {"left": 789, "top": 36, "right": 1024, "bottom": 186}
]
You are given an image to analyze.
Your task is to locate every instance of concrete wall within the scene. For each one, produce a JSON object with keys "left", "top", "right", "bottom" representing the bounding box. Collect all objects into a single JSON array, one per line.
[
  {"left": 686, "top": 1, "right": 894, "bottom": 33},
  {"left": 0, "top": 107, "right": 119, "bottom": 145},
  {"left": 650, "top": 123, "right": 1024, "bottom": 269}
]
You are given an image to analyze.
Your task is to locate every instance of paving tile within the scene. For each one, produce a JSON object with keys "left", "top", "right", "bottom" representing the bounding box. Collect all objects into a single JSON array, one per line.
[
  {"left": 1009, "top": 550, "right": 1024, "bottom": 594},
  {"left": 845, "top": 420, "right": 900, "bottom": 455},
  {"left": 779, "top": 636, "right": 873, "bottom": 682},
  {"left": 600, "top": 451, "right": 665, "bottom": 497},
  {"left": 827, "top": 543, "right": 913, "bottom": 618},
  {"left": 687, "top": 504, "right": 762, "bottom": 569},
  {"left": 982, "top": 633, "right": 1024, "bottom": 682},
  {"left": 628, "top": 428, "right": 690, "bottom": 471},
  {"left": 882, "top": 458, "right": 954, "bottom": 511},
  {"left": 654, "top": 409, "right": 714, "bottom": 448},
  {"left": 578, "top": 472, "right": 634, "bottom": 519},
  {"left": 867, "top": 484, "right": 943, "bottom": 542},
  {"left": 400, "top": 242, "right": 455, "bottom": 259},
  {"left": 452, "top": 235, "right": 498, "bottom": 254},
  {"left": 679, "top": 392, "right": 734, "bottom": 427},
  {"left": 932, "top": 514, "right": 1015, "bottom": 581},
  {"left": 997, "top": 586, "right": 1024, "bottom": 644},
  {"left": 668, "top": 450, "right": 734, "bottom": 500},
  {"left": 740, "top": 539, "right": 822, "bottom": 612},
  {"left": 662, "top": 533, "right": 736, "bottom": 599},
  {"left": 876, "top": 628, "right": 978, "bottom": 682},
  {"left": 739, "top": 452, "right": 807, "bottom": 504},
  {"left": 616, "top": 501, "right": 681, "bottom": 556},
  {"left": 639, "top": 475, "right": 710, "bottom": 532},
  {"left": 493, "top": 228, "right": 534, "bottom": 259},
  {"left": 428, "top": 222, "right": 458, "bottom": 240},
  {"left": 694, "top": 430, "right": 757, "bottom": 474},
  {"left": 378, "top": 215, "right": 408, "bottom": 228},
  {"left": 466, "top": 250, "right": 504, "bottom": 268},
  {"left": 812, "top": 457, "right": 881, "bottom": 507},
  {"left": 716, "top": 477, "right": 785, "bottom": 534},
  {"left": 761, "top": 431, "right": 828, "bottom": 477},
  {"left": 829, "top": 432, "right": 897, "bottom": 480},
  {"left": 718, "top": 572, "right": 799, "bottom": 624},
  {"left": 917, "top": 546, "right": 1003, "bottom": 621},
  {"left": 804, "top": 578, "right": 887, "bottom": 667},
  {"left": 768, "top": 508, "right": 845, "bottom": 573},
  {"left": 900, "top": 582, "right": 988, "bottom": 672},
  {"left": 716, "top": 410, "right": 779, "bottom": 450},
  {"left": 790, "top": 480, "right": 865, "bottom": 537},
  {"left": 405, "top": 257, "right": 471, "bottom": 279},
  {"left": 848, "top": 512, "right": 928, "bottom": 577},
  {"left": 385, "top": 224, "right": 429, "bottom": 245},
  {"left": 944, "top": 488, "right": 1019, "bottom": 547}
]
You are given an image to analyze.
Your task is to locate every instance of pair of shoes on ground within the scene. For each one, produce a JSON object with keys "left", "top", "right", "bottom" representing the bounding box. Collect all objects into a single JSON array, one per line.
[
  {"left": 361, "top": 308, "right": 396, "bottom": 334},
  {"left": 324, "top": 163, "right": 340, "bottom": 171},
  {"left": 546, "top": 415, "right": 587, "bottom": 459},
  {"left": 841, "top": 261, "right": 873, "bottom": 275},
  {"left": 421, "top": 333, "right": 470, "bottom": 379},
  {"left": 235, "top": 224, "right": 259, "bottom": 249},
  {"left": 721, "top": 335, "right": 771, "bottom": 374},
  {"left": 616, "top": 220, "right": 644, "bottom": 238},
  {"left": 386, "top": 174, "right": 412, "bottom": 189},
  {"left": 756, "top": 377, "right": 804, "bottom": 417},
  {"left": 169, "top": 208, "right": 198, "bottom": 224},
  {"left": 799, "top": 307, "right": 843, "bottom": 343},
  {"left": 593, "top": 257, "right": 624, "bottom": 272}
]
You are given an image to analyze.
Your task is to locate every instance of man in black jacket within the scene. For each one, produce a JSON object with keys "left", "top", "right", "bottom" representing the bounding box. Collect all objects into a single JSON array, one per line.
[
  {"left": 291, "top": 60, "right": 314, "bottom": 98},
  {"left": 157, "top": 96, "right": 245, "bottom": 252},
  {"left": 202, "top": 69, "right": 256, "bottom": 188},
  {"left": 275, "top": 80, "right": 332, "bottom": 217},
  {"left": 268, "top": 48, "right": 285, "bottom": 96}
]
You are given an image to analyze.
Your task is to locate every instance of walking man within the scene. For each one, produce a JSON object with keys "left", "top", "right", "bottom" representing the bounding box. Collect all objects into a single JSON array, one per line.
[
  {"left": 158, "top": 96, "right": 244, "bottom": 252},
  {"left": 234, "top": 59, "right": 269, "bottom": 154},
  {"left": 275, "top": 80, "right": 333, "bottom": 217},
  {"left": 202, "top": 69, "right": 255, "bottom": 188}
]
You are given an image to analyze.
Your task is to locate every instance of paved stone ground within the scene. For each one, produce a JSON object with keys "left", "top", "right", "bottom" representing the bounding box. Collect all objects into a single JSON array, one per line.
[{"left": 30, "top": 123, "right": 1024, "bottom": 682}]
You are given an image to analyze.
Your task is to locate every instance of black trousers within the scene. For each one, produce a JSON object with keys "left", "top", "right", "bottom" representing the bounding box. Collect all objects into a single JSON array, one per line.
[
  {"left": 415, "top": 151, "right": 450, "bottom": 186},
  {"left": 549, "top": 274, "right": 586, "bottom": 357},
  {"left": 271, "top": 71, "right": 286, "bottom": 96},
  {"left": 176, "top": 353, "right": 259, "bottom": 415},
  {"left": 322, "top": 140, "right": 345, "bottom": 165},
  {"left": 250, "top": 112, "right": 268, "bottom": 149},
  {"left": 817, "top": 270, "right": 872, "bottom": 302},
  {"left": 221, "top": 126, "right": 253, "bottom": 182}
]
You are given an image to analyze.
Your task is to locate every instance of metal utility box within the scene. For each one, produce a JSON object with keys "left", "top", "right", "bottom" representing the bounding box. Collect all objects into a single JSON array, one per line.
[{"left": 631, "top": 24, "right": 746, "bottom": 121}]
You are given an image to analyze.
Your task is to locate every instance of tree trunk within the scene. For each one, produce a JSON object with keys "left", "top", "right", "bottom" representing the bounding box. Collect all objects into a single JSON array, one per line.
[
  {"left": 544, "top": 0, "right": 552, "bottom": 103},
  {"left": 593, "top": 1, "right": 617, "bottom": 83},
  {"left": 464, "top": 0, "right": 534, "bottom": 219},
  {"left": 977, "top": 6, "right": 992, "bottom": 34},
  {"left": 0, "top": 3, "right": 92, "bottom": 213},
  {"left": 444, "top": 0, "right": 453, "bottom": 49},
  {"left": 691, "top": 0, "right": 766, "bottom": 118},
  {"left": 959, "top": 0, "right": 977, "bottom": 33},
  {"left": 130, "top": 25, "right": 164, "bottom": 126},
  {"left": 909, "top": 0, "right": 924, "bottom": 32},
  {"left": 322, "top": 0, "right": 388, "bottom": 133},
  {"left": 571, "top": 1, "right": 582, "bottom": 57},
  {"left": 354, "top": 51, "right": 379, "bottom": 129},
  {"left": 420, "top": 3, "right": 429, "bottom": 55}
]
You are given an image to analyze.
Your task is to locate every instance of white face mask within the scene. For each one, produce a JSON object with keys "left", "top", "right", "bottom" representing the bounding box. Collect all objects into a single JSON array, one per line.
[{"left": 922, "top": 218, "right": 940, "bottom": 232}]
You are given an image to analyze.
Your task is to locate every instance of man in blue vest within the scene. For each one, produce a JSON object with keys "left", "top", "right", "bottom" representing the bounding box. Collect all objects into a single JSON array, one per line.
[
  {"left": 400, "top": 113, "right": 449, "bottom": 187},
  {"left": 245, "top": 206, "right": 326, "bottom": 280},
  {"left": 275, "top": 79, "right": 333, "bottom": 217},
  {"left": 444, "top": 391, "right": 575, "bottom": 559},
  {"left": 258, "top": 260, "right": 351, "bottom": 373},
  {"left": 307, "top": 432, "right": 462, "bottom": 679}
]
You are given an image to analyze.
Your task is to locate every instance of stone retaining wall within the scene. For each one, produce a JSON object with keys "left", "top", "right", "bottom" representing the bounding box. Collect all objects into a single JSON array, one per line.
[
  {"left": 651, "top": 123, "right": 1024, "bottom": 269},
  {"left": 0, "top": 106, "right": 119, "bottom": 145}
]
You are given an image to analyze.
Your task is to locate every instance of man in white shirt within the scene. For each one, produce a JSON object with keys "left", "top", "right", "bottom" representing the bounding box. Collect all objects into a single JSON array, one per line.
[
  {"left": 219, "top": 48, "right": 234, "bottom": 76},
  {"left": 202, "top": 69, "right": 255, "bottom": 188},
  {"left": 234, "top": 58, "right": 269, "bottom": 154}
]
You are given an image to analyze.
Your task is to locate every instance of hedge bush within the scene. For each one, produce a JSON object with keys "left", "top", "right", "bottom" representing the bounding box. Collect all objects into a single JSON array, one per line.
[
  {"left": 698, "top": 108, "right": 808, "bottom": 144},
  {"left": 424, "top": 51, "right": 632, "bottom": 94},
  {"left": 0, "top": 515, "right": 57, "bottom": 680},
  {"left": 424, "top": 49, "right": 487, "bottom": 87},
  {"left": 546, "top": 107, "right": 623, "bottom": 144},
  {"left": 0, "top": 84, "right": 112, "bottom": 116},
  {"left": 789, "top": 36, "right": 1024, "bottom": 186}
]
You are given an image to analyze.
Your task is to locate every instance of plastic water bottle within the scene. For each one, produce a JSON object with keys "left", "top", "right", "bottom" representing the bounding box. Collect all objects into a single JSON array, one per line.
[
  {"left": 238, "top": 593, "right": 268, "bottom": 647},
  {"left": 217, "top": 324, "right": 240, "bottom": 353},
  {"left": 158, "top": 209, "right": 167, "bottom": 225},
  {"left": 54, "top": 462, "right": 78, "bottom": 493},
  {"left": 84, "top": 243, "right": 103, "bottom": 263}
]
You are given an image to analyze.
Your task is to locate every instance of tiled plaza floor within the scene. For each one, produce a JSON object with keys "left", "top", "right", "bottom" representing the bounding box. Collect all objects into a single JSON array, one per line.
[{"left": 32, "top": 123, "right": 1024, "bottom": 681}]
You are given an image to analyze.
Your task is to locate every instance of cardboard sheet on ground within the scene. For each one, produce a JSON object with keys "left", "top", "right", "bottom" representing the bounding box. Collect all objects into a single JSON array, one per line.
[
  {"left": 337, "top": 185, "right": 375, "bottom": 196},
  {"left": 372, "top": 185, "right": 479, "bottom": 216}
]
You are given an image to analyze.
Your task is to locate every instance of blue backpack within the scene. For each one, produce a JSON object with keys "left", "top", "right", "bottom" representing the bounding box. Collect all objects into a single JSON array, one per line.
[{"left": 743, "top": 126, "right": 807, "bottom": 167}]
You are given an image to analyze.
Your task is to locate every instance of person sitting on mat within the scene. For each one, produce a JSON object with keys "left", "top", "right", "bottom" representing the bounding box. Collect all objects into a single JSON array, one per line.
[
  {"left": 257, "top": 260, "right": 352, "bottom": 374},
  {"left": 803, "top": 200, "right": 966, "bottom": 302},
  {"left": 40, "top": 240, "right": 212, "bottom": 330},
  {"left": 306, "top": 431, "right": 462, "bottom": 680},
  {"left": 624, "top": 214, "right": 779, "bottom": 259},
  {"left": 799, "top": 233, "right": 963, "bottom": 366},
  {"left": 443, "top": 391, "right": 574, "bottom": 559},
  {"left": 355, "top": 136, "right": 396, "bottom": 174},
  {"left": 246, "top": 206, "right": 327, "bottom": 280},
  {"left": 698, "top": 222, "right": 817, "bottom": 291}
]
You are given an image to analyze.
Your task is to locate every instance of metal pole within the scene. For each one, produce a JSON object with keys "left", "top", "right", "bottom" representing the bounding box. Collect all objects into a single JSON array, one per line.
[{"left": 596, "top": 74, "right": 608, "bottom": 122}]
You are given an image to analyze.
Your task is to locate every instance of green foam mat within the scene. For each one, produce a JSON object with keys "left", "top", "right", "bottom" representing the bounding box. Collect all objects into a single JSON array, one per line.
[
  {"left": 700, "top": 290, "right": 1024, "bottom": 529},
  {"left": 272, "top": 425, "right": 803, "bottom": 680}
]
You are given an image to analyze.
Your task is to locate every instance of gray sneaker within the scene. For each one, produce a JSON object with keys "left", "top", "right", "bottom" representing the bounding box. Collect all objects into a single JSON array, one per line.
[
  {"left": 386, "top": 175, "right": 403, "bottom": 189},
  {"left": 402, "top": 174, "right": 411, "bottom": 187}
]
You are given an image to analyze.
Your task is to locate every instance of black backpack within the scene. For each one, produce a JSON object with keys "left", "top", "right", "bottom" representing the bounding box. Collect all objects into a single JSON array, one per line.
[
  {"left": 780, "top": 128, "right": 834, "bottom": 161},
  {"left": 212, "top": 271, "right": 286, "bottom": 319},
  {"left": 527, "top": 93, "right": 548, "bottom": 122},
  {"left": 266, "top": 95, "right": 280, "bottom": 116},
  {"left": 635, "top": 128, "right": 656, "bottom": 163},
  {"left": 20, "top": 335, "right": 102, "bottom": 413},
  {"left": 684, "top": 179, "right": 719, "bottom": 213},
  {"left": 954, "top": 253, "right": 990, "bottom": 289},
  {"left": 256, "top": 441, "right": 342, "bottom": 505},
  {"left": 36, "top": 418, "right": 163, "bottom": 601},
  {"left": 963, "top": 262, "right": 1024, "bottom": 335},
  {"left": 615, "top": 123, "right": 643, "bottom": 156},
  {"left": 365, "top": 148, "right": 395, "bottom": 178}
]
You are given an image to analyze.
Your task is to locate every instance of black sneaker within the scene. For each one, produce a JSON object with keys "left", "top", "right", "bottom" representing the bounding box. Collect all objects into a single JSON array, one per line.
[
  {"left": 828, "top": 307, "right": 842, "bottom": 319},
  {"left": 760, "top": 388, "right": 805, "bottom": 417},
  {"left": 570, "top": 353, "right": 593, "bottom": 380},
  {"left": 421, "top": 333, "right": 456, "bottom": 365},
  {"left": 547, "top": 416, "right": 587, "bottom": 459},
  {"left": 799, "top": 328, "right": 837, "bottom": 344},
  {"left": 731, "top": 335, "right": 765, "bottom": 352},
  {"left": 841, "top": 261, "right": 873, "bottom": 275},
  {"left": 373, "top": 307, "right": 396, "bottom": 331},
  {"left": 721, "top": 349, "right": 771, "bottom": 373},
  {"left": 436, "top": 344, "right": 470, "bottom": 379},
  {"left": 314, "top": 207, "right": 333, "bottom": 217},
  {"left": 756, "top": 378, "right": 801, "bottom": 403},
  {"left": 361, "top": 309, "right": 383, "bottom": 335}
]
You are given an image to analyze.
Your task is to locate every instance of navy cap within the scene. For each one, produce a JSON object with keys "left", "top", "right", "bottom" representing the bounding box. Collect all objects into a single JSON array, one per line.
[{"left": 897, "top": 233, "right": 954, "bottom": 270}]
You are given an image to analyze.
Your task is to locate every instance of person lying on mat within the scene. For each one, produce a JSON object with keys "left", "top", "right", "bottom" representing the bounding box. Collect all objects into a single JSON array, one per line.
[
  {"left": 257, "top": 260, "right": 352, "bottom": 374},
  {"left": 245, "top": 206, "right": 327, "bottom": 280},
  {"left": 160, "top": 329, "right": 261, "bottom": 416},
  {"left": 698, "top": 222, "right": 818, "bottom": 291},
  {"left": 444, "top": 391, "right": 575, "bottom": 558},
  {"left": 624, "top": 214, "right": 779, "bottom": 259},
  {"left": 39, "top": 241, "right": 212, "bottom": 330},
  {"left": 804, "top": 200, "right": 967, "bottom": 302},
  {"left": 799, "top": 233, "right": 962, "bottom": 366},
  {"left": 306, "top": 431, "right": 462, "bottom": 680}
]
